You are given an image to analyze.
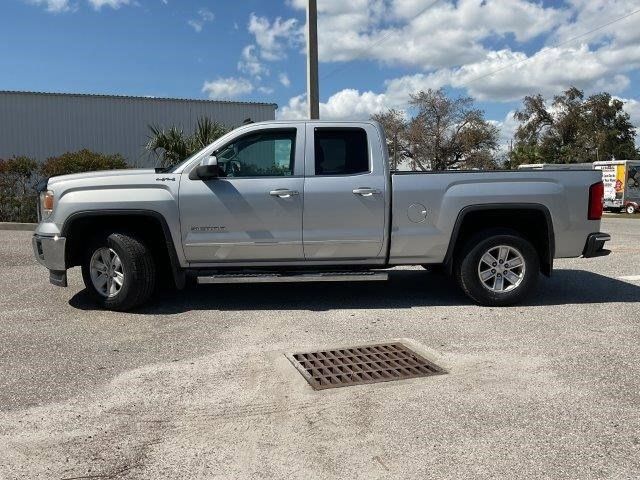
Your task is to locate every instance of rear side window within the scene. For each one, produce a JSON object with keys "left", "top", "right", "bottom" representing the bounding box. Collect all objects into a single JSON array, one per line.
[{"left": 314, "top": 128, "right": 369, "bottom": 175}]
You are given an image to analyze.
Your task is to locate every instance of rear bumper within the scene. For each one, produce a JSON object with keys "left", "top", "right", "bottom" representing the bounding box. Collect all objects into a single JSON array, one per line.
[
  {"left": 32, "top": 234, "right": 68, "bottom": 287},
  {"left": 582, "top": 232, "right": 611, "bottom": 258}
]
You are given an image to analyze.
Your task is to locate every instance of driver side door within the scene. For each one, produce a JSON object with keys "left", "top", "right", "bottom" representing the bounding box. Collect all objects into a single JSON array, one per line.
[{"left": 179, "top": 126, "right": 305, "bottom": 264}]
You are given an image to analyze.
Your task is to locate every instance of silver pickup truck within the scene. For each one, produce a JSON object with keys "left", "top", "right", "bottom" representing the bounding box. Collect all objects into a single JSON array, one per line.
[{"left": 32, "top": 120, "right": 610, "bottom": 311}]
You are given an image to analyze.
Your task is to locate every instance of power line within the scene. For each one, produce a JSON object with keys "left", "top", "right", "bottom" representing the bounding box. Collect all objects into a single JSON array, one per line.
[
  {"left": 462, "top": 7, "right": 640, "bottom": 86},
  {"left": 393, "top": 7, "right": 640, "bottom": 110},
  {"left": 294, "top": 3, "right": 640, "bottom": 112}
]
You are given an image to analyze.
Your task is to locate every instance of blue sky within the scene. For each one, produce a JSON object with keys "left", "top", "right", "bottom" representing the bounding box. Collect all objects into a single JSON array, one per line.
[{"left": 1, "top": 0, "right": 639, "bottom": 145}]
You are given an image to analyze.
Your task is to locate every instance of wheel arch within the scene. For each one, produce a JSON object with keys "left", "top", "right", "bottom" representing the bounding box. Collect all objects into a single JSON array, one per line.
[
  {"left": 62, "top": 209, "right": 185, "bottom": 289},
  {"left": 444, "top": 203, "right": 555, "bottom": 277}
]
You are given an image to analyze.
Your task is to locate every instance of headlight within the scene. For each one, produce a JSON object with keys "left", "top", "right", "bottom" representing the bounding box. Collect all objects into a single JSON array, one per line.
[{"left": 40, "top": 190, "right": 54, "bottom": 219}]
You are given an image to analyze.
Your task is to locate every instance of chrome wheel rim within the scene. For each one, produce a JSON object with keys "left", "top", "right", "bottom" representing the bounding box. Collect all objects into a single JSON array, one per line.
[
  {"left": 477, "top": 245, "right": 526, "bottom": 293},
  {"left": 90, "top": 248, "right": 124, "bottom": 298}
]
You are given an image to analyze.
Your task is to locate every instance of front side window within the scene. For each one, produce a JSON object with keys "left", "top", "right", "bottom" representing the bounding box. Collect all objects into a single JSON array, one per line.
[
  {"left": 314, "top": 128, "right": 369, "bottom": 176},
  {"left": 215, "top": 129, "right": 296, "bottom": 177}
]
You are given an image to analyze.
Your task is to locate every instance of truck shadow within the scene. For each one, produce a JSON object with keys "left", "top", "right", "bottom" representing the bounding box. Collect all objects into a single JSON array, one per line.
[{"left": 69, "top": 269, "right": 640, "bottom": 314}]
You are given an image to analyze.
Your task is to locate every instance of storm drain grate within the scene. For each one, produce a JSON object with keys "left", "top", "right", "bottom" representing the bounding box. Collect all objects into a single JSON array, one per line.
[{"left": 287, "top": 343, "right": 445, "bottom": 390}]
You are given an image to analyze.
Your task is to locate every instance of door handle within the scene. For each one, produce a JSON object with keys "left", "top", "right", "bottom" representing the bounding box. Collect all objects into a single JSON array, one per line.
[
  {"left": 352, "top": 187, "right": 381, "bottom": 197},
  {"left": 270, "top": 189, "right": 300, "bottom": 198}
]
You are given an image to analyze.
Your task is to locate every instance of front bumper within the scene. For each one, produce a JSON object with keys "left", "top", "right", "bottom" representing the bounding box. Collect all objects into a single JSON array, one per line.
[
  {"left": 582, "top": 232, "right": 611, "bottom": 258},
  {"left": 32, "top": 234, "right": 68, "bottom": 287}
]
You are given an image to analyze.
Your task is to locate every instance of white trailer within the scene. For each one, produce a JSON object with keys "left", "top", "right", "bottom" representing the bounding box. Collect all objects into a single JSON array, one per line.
[{"left": 594, "top": 160, "right": 640, "bottom": 214}]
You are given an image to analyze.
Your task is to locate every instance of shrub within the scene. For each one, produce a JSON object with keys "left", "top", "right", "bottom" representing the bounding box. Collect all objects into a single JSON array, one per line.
[
  {"left": 0, "top": 150, "right": 129, "bottom": 223},
  {"left": 0, "top": 156, "right": 41, "bottom": 223},
  {"left": 40, "top": 149, "right": 128, "bottom": 178}
]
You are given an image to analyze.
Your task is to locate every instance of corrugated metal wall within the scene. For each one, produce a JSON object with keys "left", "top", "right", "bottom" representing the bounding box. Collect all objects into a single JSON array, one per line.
[{"left": 0, "top": 91, "right": 277, "bottom": 166}]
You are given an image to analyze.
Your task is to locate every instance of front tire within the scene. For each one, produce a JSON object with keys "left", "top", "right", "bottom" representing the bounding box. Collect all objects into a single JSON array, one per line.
[
  {"left": 455, "top": 231, "right": 539, "bottom": 306},
  {"left": 626, "top": 204, "right": 636, "bottom": 214},
  {"left": 81, "top": 232, "right": 156, "bottom": 311}
]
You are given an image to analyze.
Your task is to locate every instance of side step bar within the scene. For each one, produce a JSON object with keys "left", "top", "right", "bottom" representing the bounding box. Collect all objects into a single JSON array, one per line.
[{"left": 197, "top": 271, "right": 389, "bottom": 284}]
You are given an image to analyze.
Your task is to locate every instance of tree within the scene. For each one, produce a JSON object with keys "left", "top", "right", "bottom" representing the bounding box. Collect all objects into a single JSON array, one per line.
[
  {"left": 371, "top": 109, "right": 409, "bottom": 170},
  {"left": 147, "top": 117, "right": 229, "bottom": 167},
  {"left": 372, "top": 89, "right": 499, "bottom": 171},
  {"left": 510, "top": 87, "right": 639, "bottom": 167}
]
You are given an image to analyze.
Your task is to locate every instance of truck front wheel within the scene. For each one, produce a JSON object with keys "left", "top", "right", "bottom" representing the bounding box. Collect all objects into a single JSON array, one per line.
[
  {"left": 81, "top": 232, "right": 156, "bottom": 311},
  {"left": 455, "top": 231, "right": 539, "bottom": 307}
]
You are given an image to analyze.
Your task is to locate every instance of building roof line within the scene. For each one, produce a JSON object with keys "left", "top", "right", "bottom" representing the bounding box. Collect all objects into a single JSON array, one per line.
[{"left": 0, "top": 90, "right": 278, "bottom": 108}]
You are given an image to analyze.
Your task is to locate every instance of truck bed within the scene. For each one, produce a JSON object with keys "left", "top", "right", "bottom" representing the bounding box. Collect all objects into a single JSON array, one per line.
[{"left": 388, "top": 169, "right": 602, "bottom": 264}]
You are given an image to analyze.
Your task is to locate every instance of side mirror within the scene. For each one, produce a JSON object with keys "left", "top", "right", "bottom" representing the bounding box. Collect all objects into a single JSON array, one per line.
[{"left": 189, "top": 155, "right": 220, "bottom": 180}]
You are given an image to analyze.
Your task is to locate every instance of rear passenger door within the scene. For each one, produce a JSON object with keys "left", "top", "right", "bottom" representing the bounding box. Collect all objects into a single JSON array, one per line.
[{"left": 302, "top": 124, "right": 387, "bottom": 261}]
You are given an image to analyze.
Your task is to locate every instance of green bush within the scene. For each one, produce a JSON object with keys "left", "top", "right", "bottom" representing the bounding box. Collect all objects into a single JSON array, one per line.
[
  {"left": 40, "top": 149, "right": 127, "bottom": 178},
  {"left": 0, "top": 156, "right": 41, "bottom": 223},
  {"left": 0, "top": 150, "right": 129, "bottom": 223}
]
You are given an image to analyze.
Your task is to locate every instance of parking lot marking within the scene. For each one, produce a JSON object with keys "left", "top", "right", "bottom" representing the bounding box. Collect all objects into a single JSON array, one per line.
[{"left": 618, "top": 275, "right": 640, "bottom": 281}]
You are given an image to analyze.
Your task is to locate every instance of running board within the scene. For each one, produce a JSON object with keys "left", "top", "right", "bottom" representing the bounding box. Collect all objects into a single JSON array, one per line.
[{"left": 197, "top": 271, "right": 388, "bottom": 284}]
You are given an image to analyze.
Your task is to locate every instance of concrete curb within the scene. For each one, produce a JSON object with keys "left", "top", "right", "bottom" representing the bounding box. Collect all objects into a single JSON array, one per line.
[{"left": 0, "top": 222, "right": 37, "bottom": 231}]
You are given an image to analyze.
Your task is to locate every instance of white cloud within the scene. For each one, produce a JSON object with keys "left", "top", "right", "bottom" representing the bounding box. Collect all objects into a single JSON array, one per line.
[
  {"left": 25, "top": 0, "right": 71, "bottom": 12},
  {"left": 619, "top": 98, "right": 640, "bottom": 128},
  {"left": 278, "top": 73, "right": 291, "bottom": 88},
  {"left": 369, "top": 40, "right": 638, "bottom": 104},
  {"left": 188, "top": 20, "right": 203, "bottom": 33},
  {"left": 202, "top": 77, "right": 253, "bottom": 99},
  {"left": 199, "top": 8, "right": 214, "bottom": 22},
  {"left": 87, "top": 0, "right": 130, "bottom": 10},
  {"left": 448, "top": 42, "right": 638, "bottom": 101},
  {"left": 248, "top": 13, "right": 302, "bottom": 61},
  {"left": 280, "top": 1, "right": 639, "bottom": 104},
  {"left": 489, "top": 111, "right": 520, "bottom": 152},
  {"left": 258, "top": 86, "right": 274, "bottom": 95},
  {"left": 279, "top": 89, "right": 388, "bottom": 120},
  {"left": 27, "top": 0, "right": 136, "bottom": 11},
  {"left": 188, "top": 8, "right": 214, "bottom": 33},
  {"left": 288, "top": 0, "right": 567, "bottom": 69},
  {"left": 552, "top": 0, "right": 640, "bottom": 47},
  {"left": 237, "top": 45, "right": 269, "bottom": 78}
]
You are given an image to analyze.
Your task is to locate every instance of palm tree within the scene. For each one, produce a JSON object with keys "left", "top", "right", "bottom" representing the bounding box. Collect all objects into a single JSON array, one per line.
[
  {"left": 146, "top": 117, "right": 229, "bottom": 167},
  {"left": 146, "top": 125, "right": 191, "bottom": 167},
  {"left": 191, "top": 117, "right": 228, "bottom": 151}
]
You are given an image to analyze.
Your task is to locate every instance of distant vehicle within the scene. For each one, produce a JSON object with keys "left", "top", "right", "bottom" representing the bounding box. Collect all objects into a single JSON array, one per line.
[
  {"left": 32, "top": 120, "right": 610, "bottom": 311},
  {"left": 594, "top": 160, "right": 640, "bottom": 214}
]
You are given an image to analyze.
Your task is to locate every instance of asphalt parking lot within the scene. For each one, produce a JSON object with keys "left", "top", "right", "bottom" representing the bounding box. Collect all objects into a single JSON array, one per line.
[{"left": 1, "top": 217, "right": 639, "bottom": 479}]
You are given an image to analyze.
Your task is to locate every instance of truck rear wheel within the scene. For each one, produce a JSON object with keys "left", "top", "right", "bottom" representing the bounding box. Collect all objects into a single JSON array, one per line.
[
  {"left": 455, "top": 231, "right": 539, "bottom": 307},
  {"left": 81, "top": 232, "right": 156, "bottom": 311},
  {"left": 626, "top": 204, "right": 636, "bottom": 214}
]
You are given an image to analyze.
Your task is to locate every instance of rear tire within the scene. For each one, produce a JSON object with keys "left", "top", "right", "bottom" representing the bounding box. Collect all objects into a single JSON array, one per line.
[
  {"left": 81, "top": 232, "right": 156, "bottom": 311},
  {"left": 626, "top": 204, "right": 636, "bottom": 214},
  {"left": 455, "top": 230, "right": 539, "bottom": 306}
]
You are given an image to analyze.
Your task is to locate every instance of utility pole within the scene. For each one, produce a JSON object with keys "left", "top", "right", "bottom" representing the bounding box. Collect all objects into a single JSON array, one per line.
[{"left": 306, "top": 0, "right": 320, "bottom": 120}]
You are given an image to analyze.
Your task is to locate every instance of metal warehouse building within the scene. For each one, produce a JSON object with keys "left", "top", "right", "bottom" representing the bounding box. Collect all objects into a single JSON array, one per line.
[{"left": 0, "top": 91, "right": 277, "bottom": 166}]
